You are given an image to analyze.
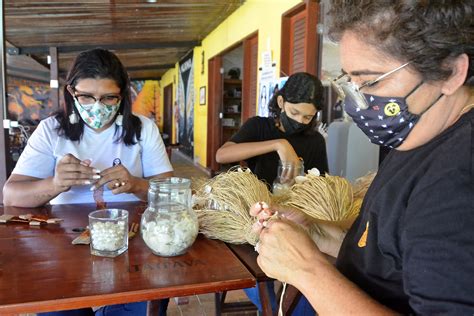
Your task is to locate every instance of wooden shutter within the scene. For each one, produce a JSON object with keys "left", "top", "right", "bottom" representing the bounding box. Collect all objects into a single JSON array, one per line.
[
  {"left": 281, "top": 1, "right": 319, "bottom": 76},
  {"left": 290, "top": 11, "right": 306, "bottom": 74}
]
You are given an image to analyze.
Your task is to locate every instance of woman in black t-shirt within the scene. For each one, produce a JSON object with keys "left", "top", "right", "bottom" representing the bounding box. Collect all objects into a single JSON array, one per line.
[
  {"left": 216, "top": 72, "right": 328, "bottom": 188},
  {"left": 251, "top": 1, "right": 474, "bottom": 315}
]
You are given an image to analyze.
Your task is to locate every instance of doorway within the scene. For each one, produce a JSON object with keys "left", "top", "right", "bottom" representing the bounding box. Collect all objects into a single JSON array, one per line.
[
  {"left": 206, "top": 33, "right": 258, "bottom": 174},
  {"left": 221, "top": 45, "right": 243, "bottom": 152}
]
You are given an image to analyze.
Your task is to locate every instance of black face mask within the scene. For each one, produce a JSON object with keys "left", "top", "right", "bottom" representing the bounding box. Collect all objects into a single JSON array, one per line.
[{"left": 280, "top": 112, "right": 310, "bottom": 135}]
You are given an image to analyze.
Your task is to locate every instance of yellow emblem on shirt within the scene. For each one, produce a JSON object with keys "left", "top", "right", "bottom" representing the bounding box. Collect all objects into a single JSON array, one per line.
[
  {"left": 358, "top": 221, "right": 369, "bottom": 248},
  {"left": 384, "top": 102, "right": 400, "bottom": 116}
]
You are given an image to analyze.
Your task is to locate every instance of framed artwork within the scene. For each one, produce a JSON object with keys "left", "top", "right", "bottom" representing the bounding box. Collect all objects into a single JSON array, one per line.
[{"left": 199, "top": 86, "right": 206, "bottom": 105}]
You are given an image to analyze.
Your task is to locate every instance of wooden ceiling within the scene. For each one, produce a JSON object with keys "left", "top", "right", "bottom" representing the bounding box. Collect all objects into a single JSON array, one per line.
[{"left": 4, "top": 0, "right": 245, "bottom": 81}]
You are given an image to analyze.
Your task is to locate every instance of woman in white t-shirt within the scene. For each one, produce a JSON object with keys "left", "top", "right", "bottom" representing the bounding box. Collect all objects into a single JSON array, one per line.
[{"left": 3, "top": 48, "right": 173, "bottom": 207}]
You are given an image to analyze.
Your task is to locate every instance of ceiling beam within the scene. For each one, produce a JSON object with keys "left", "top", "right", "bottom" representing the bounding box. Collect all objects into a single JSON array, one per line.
[
  {"left": 6, "top": 40, "right": 50, "bottom": 71},
  {"left": 28, "top": 55, "right": 50, "bottom": 70},
  {"left": 7, "top": 66, "right": 50, "bottom": 78},
  {"left": 7, "top": 41, "right": 201, "bottom": 55},
  {"left": 58, "top": 63, "right": 174, "bottom": 77},
  {"left": 129, "top": 76, "right": 162, "bottom": 81},
  {"left": 126, "top": 64, "right": 175, "bottom": 71}
]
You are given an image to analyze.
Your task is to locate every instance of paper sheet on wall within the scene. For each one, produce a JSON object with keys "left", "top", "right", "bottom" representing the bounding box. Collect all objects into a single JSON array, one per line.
[
  {"left": 257, "top": 51, "right": 277, "bottom": 117},
  {"left": 258, "top": 71, "right": 289, "bottom": 118}
]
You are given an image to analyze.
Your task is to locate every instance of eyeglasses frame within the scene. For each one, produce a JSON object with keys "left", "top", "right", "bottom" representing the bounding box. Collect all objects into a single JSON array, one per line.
[
  {"left": 67, "top": 85, "right": 122, "bottom": 107},
  {"left": 332, "top": 62, "right": 411, "bottom": 109}
]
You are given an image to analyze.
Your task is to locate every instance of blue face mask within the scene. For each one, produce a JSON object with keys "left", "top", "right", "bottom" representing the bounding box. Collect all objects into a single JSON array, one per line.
[{"left": 344, "top": 82, "right": 442, "bottom": 148}]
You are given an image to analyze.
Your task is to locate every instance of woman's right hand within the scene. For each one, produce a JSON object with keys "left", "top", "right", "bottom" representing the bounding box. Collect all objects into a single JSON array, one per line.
[{"left": 53, "top": 154, "right": 101, "bottom": 192}]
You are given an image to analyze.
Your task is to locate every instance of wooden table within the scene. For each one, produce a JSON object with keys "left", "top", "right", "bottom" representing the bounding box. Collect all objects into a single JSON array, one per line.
[{"left": 0, "top": 202, "right": 255, "bottom": 314}]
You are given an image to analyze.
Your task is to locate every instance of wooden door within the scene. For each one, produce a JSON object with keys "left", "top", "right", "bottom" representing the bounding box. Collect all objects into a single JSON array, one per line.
[
  {"left": 163, "top": 83, "right": 173, "bottom": 145},
  {"left": 206, "top": 55, "right": 223, "bottom": 172},
  {"left": 0, "top": 43, "right": 6, "bottom": 200},
  {"left": 242, "top": 33, "right": 258, "bottom": 122}
]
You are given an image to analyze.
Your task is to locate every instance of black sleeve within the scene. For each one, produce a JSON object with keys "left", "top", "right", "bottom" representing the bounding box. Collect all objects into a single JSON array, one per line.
[
  {"left": 230, "top": 117, "right": 261, "bottom": 143},
  {"left": 401, "top": 163, "right": 474, "bottom": 314}
]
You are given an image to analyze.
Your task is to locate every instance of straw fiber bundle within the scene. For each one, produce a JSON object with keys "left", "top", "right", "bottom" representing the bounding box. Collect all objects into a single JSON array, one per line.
[
  {"left": 284, "top": 173, "right": 355, "bottom": 222},
  {"left": 190, "top": 176, "right": 208, "bottom": 193},
  {"left": 282, "top": 171, "right": 377, "bottom": 238},
  {"left": 194, "top": 167, "right": 375, "bottom": 245},
  {"left": 193, "top": 166, "right": 271, "bottom": 245}
]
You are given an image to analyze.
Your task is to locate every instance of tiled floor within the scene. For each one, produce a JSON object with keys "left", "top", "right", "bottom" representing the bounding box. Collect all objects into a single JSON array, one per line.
[
  {"left": 170, "top": 149, "right": 210, "bottom": 180},
  {"left": 166, "top": 291, "right": 259, "bottom": 316}
]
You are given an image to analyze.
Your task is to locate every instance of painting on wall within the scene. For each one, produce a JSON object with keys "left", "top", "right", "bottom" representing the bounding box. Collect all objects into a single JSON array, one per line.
[
  {"left": 131, "top": 80, "right": 161, "bottom": 128},
  {"left": 176, "top": 51, "right": 194, "bottom": 158},
  {"left": 7, "top": 77, "right": 54, "bottom": 126}
]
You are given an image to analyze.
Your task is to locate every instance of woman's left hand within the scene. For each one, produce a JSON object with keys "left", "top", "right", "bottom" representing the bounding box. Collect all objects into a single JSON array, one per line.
[
  {"left": 257, "top": 218, "right": 325, "bottom": 284},
  {"left": 92, "top": 164, "right": 137, "bottom": 194}
]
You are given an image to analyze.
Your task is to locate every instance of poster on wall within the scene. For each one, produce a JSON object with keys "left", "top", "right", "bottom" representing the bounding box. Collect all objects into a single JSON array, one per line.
[
  {"left": 176, "top": 51, "right": 194, "bottom": 158},
  {"left": 257, "top": 75, "right": 289, "bottom": 118},
  {"left": 257, "top": 51, "right": 277, "bottom": 117}
]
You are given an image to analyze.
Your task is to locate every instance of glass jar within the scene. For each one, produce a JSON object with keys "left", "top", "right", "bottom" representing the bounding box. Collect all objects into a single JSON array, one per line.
[
  {"left": 272, "top": 159, "right": 305, "bottom": 195},
  {"left": 88, "top": 209, "right": 128, "bottom": 258},
  {"left": 140, "top": 177, "right": 199, "bottom": 257}
]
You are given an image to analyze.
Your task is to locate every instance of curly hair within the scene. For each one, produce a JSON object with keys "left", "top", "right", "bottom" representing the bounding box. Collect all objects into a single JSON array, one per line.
[
  {"left": 268, "top": 72, "right": 324, "bottom": 133},
  {"left": 328, "top": 0, "right": 473, "bottom": 86},
  {"left": 55, "top": 48, "right": 142, "bottom": 145}
]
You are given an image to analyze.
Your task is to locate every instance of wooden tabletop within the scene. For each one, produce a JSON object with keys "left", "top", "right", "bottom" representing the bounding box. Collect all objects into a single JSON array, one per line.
[{"left": 0, "top": 202, "right": 255, "bottom": 314}]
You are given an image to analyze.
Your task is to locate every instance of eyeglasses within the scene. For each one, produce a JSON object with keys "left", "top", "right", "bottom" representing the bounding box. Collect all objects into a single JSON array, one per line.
[
  {"left": 74, "top": 93, "right": 122, "bottom": 107},
  {"left": 331, "top": 62, "right": 410, "bottom": 109}
]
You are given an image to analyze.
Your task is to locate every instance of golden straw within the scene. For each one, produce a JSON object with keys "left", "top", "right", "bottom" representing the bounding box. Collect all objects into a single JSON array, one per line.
[{"left": 193, "top": 166, "right": 271, "bottom": 245}]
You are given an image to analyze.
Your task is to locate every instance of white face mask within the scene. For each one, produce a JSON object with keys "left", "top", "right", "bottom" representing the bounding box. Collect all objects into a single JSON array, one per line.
[{"left": 74, "top": 98, "right": 120, "bottom": 129}]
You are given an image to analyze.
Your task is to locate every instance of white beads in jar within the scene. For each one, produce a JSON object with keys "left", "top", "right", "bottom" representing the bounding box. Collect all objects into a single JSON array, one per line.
[
  {"left": 141, "top": 203, "right": 199, "bottom": 257},
  {"left": 90, "top": 220, "right": 127, "bottom": 251},
  {"left": 88, "top": 209, "right": 128, "bottom": 257}
]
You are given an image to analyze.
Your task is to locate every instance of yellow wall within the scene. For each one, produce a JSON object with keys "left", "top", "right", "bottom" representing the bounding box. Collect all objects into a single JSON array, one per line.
[
  {"left": 160, "top": 65, "right": 178, "bottom": 144},
  {"left": 161, "top": 0, "right": 303, "bottom": 167},
  {"left": 193, "top": 46, "right": 207, "bottom": 165},
  {"left": 203, "top": 0, "right": 301, "bottom": 72}
]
